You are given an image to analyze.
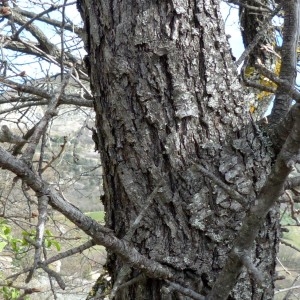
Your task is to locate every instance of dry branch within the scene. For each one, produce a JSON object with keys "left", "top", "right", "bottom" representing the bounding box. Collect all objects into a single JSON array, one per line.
[{"left": 209, "top": 103, "right": 300, "bottom": 299}]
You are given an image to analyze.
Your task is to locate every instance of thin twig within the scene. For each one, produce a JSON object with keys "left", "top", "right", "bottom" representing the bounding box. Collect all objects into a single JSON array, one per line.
[
  {"left": 275, "top": 285, "right": 300, "bottom": 294},
  {"left": 110, "top": 181, "right": 164, "bottom": 299},
  {"left": 280, "top": 239, "right": 300, "bottom": 253},
  {"left": 285, "top": 190, "right": 300, "bottom": 225},
  {"left": 21, "top": 67, "right": 73, "bottom": 163},
  {"left": 238, "top": 250, "right": 264, "bottom": 286},
  {"left": 25, "top": 194, "right": 49, "bottom": 283},
  {"left": 124, "top": 181, "right": 163, "bottom": 241},
  {"left": 41, "top": 136, "right": 67, "bottom": 173},
  {"left": 276, "top": 257, "right": 291, "bottom": 275},
  {"left": 191, "top": 164, "right": 247, "bottom": 206},
  {"left": 42, "top": 245, "right": 58, "bottom": 300},
  {"left": 254, "top": 63, "right": 300, "bottom": 102},
  {"left": 6, "top": 239, "right": 95, "bottom": 281},
  {"left": 165, "top": 280, "right": 205, "bottom": 300},
  {"left": 235, "top": 3, "right": 282, "bottom": 67},
  {"left": 282, "top": 274, "right": 300, "bottom": 299}
]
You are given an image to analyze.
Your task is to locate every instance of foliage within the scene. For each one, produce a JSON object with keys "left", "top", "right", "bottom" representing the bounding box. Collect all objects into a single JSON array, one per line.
[
  {"left": 0, "top": 286, "right": 28, "bottom": 300},
  {"left": 0, "top": 221, "right": 26, "bottom": 254}
]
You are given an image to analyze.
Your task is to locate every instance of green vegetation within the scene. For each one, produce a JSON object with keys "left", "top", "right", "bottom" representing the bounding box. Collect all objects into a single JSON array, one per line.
[
  {"left": 282, "top": 226, "right": 300, "bottom": 249},
  {"left": 0, "top": 286, "right": 29, "bottom": 300},
  {"left": 85, "top": 211, "right": 105, "bottom": 223}
]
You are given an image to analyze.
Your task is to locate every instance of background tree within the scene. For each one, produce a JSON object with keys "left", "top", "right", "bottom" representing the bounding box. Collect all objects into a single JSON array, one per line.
[
  {"left": 0, "top": 0, "right": 299, "bottom": 299},
  {"left": 0, "top": 0, "right": 104, "bottom": 298}
]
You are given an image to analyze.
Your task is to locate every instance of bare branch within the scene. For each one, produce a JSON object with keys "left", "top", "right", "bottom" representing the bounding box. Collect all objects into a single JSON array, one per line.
[
  {"left": 13, "top": 5, "right": 58, "bottom": 39},
  {"left": 0, "top": 147, "right": 174, "bottom": 281},
  {"left": 13, "top": 3, "right": 82, "bottom": 35},
  {"left": 208, "top": 104, "right": 300, "bottom": 299},
  {"left": 6, "top": 240, "right": 96, "bottom": 281},
  {"left": 25, "top": 195, "right": 49, "bottom": 283},
  {"left": 254, "top": 63, "right": 300, "bottom": 102},
  {"left": 11, "top": 12, "right": 57, "bottom": 55},
  {"left": 0, "top": 77, "right": 93, "bottom": 108},
  {"left": 235, "top": 3, "right": 283, "bottom": 67},
  {"left": 284, "top": 190, "right": 300, "bottom": 225},
  {"left": 40, "top": 264, "right": 66, "bottom": 290},
  {"left": 270, "top": 0, "right": 300, "bottom": 122},
  {"left": 0, "top": 125, "right": 26, "bottom": 144},
  {"left": 238, "top": 250, "right": 264, "bottom": 285},
  {"left": 190, "top": 164, "right": 247, "bottom": 206},
  {"left": 165, "top": 280, "right": 205, "bottom": 300},
  {"left": 280, "top": 238, "right": 300, "bottom": 253},
  {"left": 21, "top": 67, "right": 73, "bottom": 163},
  {"left": 124, "top": 181, "right": 163, "bottom": 241}
]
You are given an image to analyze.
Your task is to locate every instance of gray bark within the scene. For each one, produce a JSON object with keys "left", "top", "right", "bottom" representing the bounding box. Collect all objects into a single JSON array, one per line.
[
  {"left": 271, "top": 0, "right": 300, "bottom": 122},
  {"left": 238, "top": 0, "right": 279, "bottom": 119},
  {"left": 78, "top": 0, "right": 280, "bottom": 299}
]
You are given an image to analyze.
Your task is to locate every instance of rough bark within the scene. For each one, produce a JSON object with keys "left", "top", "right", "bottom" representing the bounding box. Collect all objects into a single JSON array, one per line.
[
  {"left": 271, "top": 0, "right": 300, "bottom": 122},
  {"left": 78, "top": 1, "right": 280, "bottom": 299},
  {"left": 239, "top": 0, "right": 279, "bottom": 119}
]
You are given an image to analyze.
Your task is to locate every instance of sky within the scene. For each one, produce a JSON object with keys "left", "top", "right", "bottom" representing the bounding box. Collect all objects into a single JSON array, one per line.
[{"left": 220, "top": 2, "right": 245, "bottom": 60}]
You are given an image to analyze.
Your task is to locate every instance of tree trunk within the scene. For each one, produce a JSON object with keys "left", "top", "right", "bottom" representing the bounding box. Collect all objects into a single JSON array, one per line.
[{"left": 78, "top": 1, "right": 280, "bottom": 298}]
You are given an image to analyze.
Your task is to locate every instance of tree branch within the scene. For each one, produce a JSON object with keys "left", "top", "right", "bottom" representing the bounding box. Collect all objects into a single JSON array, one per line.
[
  {"left": 165, "top": 280, "right": 205, "bottom": 300},
  {"left": 254, "top": 63, "right": 300, "bottom": 102},
  {"left": 0, "top": 147, "right": 175, "bottom": 281},
  {"left": 10, "top": 12, "right": 57, "bottom": 55},
  {"left": 190, "top": 164, "right": 248, "bottom": 206},
  {"left": 13, "top": 3, "right": 82, "bottom": 35},
  {"left": 208, "top": 103, "right": 300, "bottom": 299},
  {"left": 280, "top": 238, "right": 300, "bottom": 253},
  {"left": 0, "top": 77, "right": 93, "bottom": 108},
  {"left": 270, "top": 0, "right": 300, "bottom": 122},
  {"left": 6, "top": 239, "right": 96, "bottom": 281},
  {"left": 235, "top": 3, "right": 282, "bottom": 67},
  {"left": 21, "top": 67, "right": 73, "bottom": 163},
  {"left": 25, "top": 195, "right": 48, "bottom": 283}
]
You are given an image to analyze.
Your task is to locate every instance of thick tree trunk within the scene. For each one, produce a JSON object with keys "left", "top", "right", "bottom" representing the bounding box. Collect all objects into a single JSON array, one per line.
[{"left": 78, "top": 1, "right": 280, "bottom": 298}]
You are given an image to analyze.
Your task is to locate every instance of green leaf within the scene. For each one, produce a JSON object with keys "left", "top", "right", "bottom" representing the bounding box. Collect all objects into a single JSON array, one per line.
[
  {"left": 22, "top": 230, "right": 29, "bottom": 237},
  {"left": 3, "top": 227, "right": 11, "bottom": 235},
  {"left": 21, "top": 239, "right": 29, "bottom": 246},
  {"left": 45, "top": 229, "right": 53, "bottom": 237},
  {"left": 0, "top": 241, "right": 7, "bottom": 252},
  {"left": 44, "top": 239, "right": 52, "bottom": 248},
  {"left": 52, "top": 240, "right": 61, "bottom": 251}
]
